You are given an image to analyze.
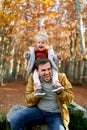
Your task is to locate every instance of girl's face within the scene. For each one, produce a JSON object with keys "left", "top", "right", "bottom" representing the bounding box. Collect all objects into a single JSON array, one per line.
[{"left": 36, "top": 38, "right": 47, "bottom": 51}]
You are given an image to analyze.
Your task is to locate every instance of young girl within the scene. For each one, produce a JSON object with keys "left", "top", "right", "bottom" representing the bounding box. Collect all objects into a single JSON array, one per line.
[{"left": 24, "top": 33, "right": 64, "bottom": 96}]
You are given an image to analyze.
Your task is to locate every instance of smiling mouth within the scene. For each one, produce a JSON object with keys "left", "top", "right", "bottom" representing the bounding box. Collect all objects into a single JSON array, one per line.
[
  {"left": 39, "top": 47, "right": 44, "bottom": 50},
  {"left": 45, "top": 75, "right": 50, "bottom": 79}
]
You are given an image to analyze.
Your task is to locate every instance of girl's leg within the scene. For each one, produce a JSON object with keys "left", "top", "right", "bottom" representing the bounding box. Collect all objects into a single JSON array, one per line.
[
  {"left": 33, "top": 69, "right": 46, "bottom": 96},
  {"left": 52, "top": 68, "right": 64, "bottom": 92},
  {"left": 33, "top": 69, "right": 41, "bottom": 85},
  {"left": 52, "top": 68, "right": 59, "bottom": 84},
  {"left": 10, "top": 107, "right": 45, "bottom": 130}
]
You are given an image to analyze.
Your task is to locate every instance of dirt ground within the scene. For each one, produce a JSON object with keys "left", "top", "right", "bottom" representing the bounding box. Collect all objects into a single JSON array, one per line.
[{"left": 0, "top": 79, "right": 87, "bottom": 113}]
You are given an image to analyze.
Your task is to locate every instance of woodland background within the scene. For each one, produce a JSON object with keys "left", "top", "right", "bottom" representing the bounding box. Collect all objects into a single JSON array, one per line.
[{"left": 0, "top": 0, "right": 87, "bottom": 86}]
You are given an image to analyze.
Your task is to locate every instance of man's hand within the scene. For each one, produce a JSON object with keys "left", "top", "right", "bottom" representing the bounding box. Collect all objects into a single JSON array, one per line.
[
  {"left": 53, "top": 81, "right": 61, "bottom": 87},
  {"left": 34, "top": 83, "right": 42, "bottom": 91},
  {"left": 52, "top": 81, "right": 64, "bottom": 94}
]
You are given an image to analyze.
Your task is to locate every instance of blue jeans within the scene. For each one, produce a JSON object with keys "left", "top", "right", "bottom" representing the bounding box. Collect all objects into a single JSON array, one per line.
[{"left": 10, "top": 107, "right": 65, "bottom": 130}]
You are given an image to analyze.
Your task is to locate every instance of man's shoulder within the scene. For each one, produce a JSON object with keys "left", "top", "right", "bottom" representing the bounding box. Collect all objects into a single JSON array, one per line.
[
  {"left": 28, "top": 73, "right": 33, "bottom": 81},
  {"left": 58, "top": 73, "right": 66, "bottom": 80},
  {"left": 58, "top": 73, "right": 66, "bottom": 77}
]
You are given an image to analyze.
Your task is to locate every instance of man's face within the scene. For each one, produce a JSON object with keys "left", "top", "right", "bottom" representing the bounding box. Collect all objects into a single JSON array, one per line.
[{"left": 37, "top": 62, "right": 52, "bottom": 82}]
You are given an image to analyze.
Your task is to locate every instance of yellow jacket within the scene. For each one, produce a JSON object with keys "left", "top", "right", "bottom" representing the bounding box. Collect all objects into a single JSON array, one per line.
[{"left": 26, "top": 73, "right": 74, "bottom": 130}]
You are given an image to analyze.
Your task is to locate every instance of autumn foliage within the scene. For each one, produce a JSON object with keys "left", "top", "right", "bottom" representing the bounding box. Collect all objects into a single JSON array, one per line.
[{"left": 0, "top": 0, "right": 87, "bottom": 85}]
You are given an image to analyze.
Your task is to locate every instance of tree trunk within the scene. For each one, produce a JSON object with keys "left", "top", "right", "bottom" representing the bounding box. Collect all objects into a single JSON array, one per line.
[{"left": 76, "top": 0, "right": 86, "bottom": 54}]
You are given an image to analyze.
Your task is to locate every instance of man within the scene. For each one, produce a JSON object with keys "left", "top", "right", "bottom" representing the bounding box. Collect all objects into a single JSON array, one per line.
[{"left": 10, "top": 57, "right": 74, "bottom": 130}]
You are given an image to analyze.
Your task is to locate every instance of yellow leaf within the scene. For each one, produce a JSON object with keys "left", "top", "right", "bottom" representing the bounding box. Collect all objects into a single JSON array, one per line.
[
  {"left": 5, "top": 0, "right": 11, "bottom": 4},
  {"left": 40, "top": 0, "right": 55, "bottom": 6},
  {"left": 47, "top": 12, "right": 57, "bottom": 18},
  {"left": 0, "top": 11, "right": 3, "bottom": 17},
  {"left": 15, "top": 0, "right": 26, "bottom": 3}
]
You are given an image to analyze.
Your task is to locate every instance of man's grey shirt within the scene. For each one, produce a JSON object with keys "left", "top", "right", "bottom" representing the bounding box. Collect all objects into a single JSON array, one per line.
[{"left": 37, "top": 78, "right": 60, "bottom": 113}]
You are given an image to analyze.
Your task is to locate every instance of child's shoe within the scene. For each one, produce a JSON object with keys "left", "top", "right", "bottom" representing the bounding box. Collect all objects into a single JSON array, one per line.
[
  {"left": 52, "top": 85, "right": 64, "bottom": 93},
  {"left": 34, "top": 89, "right": 46, "bottom": 96}
]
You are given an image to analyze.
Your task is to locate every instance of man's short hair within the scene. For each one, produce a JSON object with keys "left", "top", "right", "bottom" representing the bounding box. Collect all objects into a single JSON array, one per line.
[{"left": 34, "top": 57, "right": 52, "bottom": 70}]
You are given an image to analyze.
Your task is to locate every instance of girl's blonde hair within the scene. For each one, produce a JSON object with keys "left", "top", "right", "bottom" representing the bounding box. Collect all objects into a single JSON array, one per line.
[{"left": 35, "top": 33, "right": 48, "bottom": 42}]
